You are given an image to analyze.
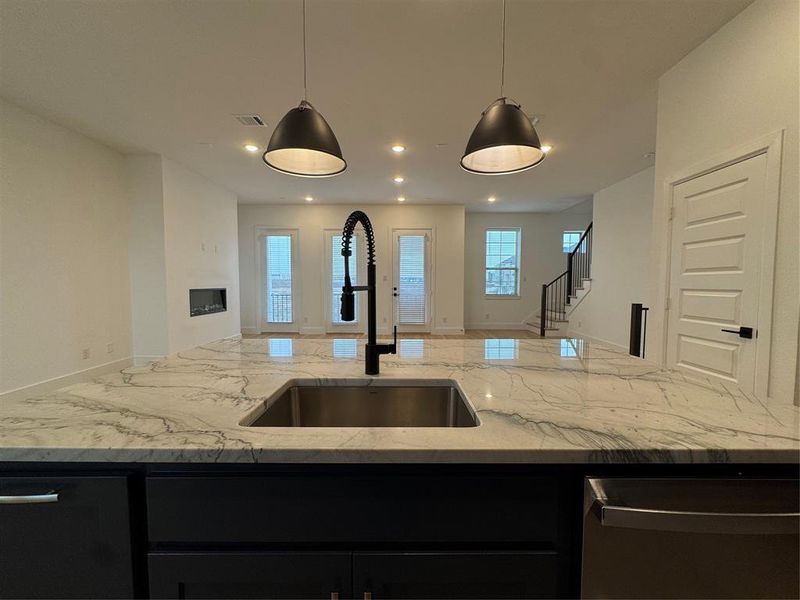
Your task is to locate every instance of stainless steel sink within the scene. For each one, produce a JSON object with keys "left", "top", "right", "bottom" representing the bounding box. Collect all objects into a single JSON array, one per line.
[{"left": 240, "top": 379, "right": 479, "bottom": 428}]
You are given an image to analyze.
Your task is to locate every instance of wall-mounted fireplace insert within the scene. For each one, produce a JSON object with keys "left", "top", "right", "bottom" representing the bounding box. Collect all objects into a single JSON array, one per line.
[{"left": 189, "top": 288, "right": 227, "bottom": 317}]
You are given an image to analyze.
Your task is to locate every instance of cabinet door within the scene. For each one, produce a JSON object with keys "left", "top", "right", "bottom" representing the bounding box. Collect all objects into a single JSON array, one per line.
[
  {"left": 0, "top": 476, "right": 134, "bottom": 599},
  {"left": 149, "top": 552, "right": 351, "bottom": 599},
  {"left": 353, "top": 551, "right": 559, "bottom": 599}
]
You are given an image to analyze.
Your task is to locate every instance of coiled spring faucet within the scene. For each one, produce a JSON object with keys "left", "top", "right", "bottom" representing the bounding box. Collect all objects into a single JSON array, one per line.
[{"left": 340, "top": 210, "right": 397, "bottom": 375}]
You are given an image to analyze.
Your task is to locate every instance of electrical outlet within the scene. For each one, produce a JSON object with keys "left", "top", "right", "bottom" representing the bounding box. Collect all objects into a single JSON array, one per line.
[
  {"left": 82, "top": 348, "right": 90, "bottom": 360},
  {"left": 106, "top": 342, "right": 114, "bottom": 354}
]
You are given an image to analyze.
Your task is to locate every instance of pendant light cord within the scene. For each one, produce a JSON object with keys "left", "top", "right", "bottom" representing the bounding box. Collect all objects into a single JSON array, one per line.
[
  {"left": 499, "top": 0, "right": 506, "bottom": 99},
  {"left": 302, "top": 0, "right": 308, "bottom": 102}
]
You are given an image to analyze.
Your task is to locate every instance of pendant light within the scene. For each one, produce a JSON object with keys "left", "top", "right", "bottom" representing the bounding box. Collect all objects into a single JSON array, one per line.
[
  {"left": 263, "top": 0, "right": 346, "bottom": 177},
  {"left": 461, "top": 0, "right": 545, "bottom": 175}
]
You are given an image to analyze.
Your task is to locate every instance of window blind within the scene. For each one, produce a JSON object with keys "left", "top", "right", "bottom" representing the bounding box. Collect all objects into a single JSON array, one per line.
[
  {"left": 265, "top": 235, "right": 292, "bottom": 323},
  {"left": 331, "top": 234, "right": 358, "bottom": 324},
  {"left": 397, "top": 235, "right": 427, "bottom": 325}
]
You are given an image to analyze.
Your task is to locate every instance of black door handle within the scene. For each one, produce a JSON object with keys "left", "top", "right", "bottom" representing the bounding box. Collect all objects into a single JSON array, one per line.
[{"left": 721, "top": 326, "right": 754, "bottom": 339}]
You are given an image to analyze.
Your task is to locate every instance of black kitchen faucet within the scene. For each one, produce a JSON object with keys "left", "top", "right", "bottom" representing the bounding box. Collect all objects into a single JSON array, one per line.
[{"left": 339, "top": 210, "right": 397, "bottom": 375}]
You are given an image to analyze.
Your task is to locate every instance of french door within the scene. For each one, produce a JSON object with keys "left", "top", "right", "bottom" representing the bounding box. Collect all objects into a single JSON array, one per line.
[
  {"left": 325, "top": 230, "right": 366, "bottom": 332},
  {"left": 392, "top": 230, "right": 432, "bottom": 332},
  {"left": 258, "top": 229, "right": 298, "bottom": 332}
]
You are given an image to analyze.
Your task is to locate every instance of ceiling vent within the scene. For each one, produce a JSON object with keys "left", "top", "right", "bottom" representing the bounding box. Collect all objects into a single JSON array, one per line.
[{"left": 233, "top": 114, "right": 266, "bottom": 127}]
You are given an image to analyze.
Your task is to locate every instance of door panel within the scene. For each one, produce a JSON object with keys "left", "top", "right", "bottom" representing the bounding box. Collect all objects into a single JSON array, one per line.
[
  {"left": 149, "top": 552, "right": 351, "bottom": 599},
  {"left": 353, "top": 551, "right": 559, "bottom": 599},
  {"left": 0, "top": 476, "right": 134, "bottom": 598},
  {"left": 666, "top": 154, "right": 767, "bottom": 391},
  {"left": 393, "top": 230, "right": 432, "bottom": 332}
]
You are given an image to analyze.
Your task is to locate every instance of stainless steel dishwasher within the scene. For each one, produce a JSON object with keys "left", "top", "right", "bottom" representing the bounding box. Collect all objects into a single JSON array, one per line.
[{"left": 581, "top": 478, "right": 799, "bottom": 599}]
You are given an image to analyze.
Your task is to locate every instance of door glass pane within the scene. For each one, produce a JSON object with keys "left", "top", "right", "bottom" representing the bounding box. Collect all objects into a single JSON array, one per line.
[
  {"left": 398, "top": 235, "right": 426, "bottom": 325},
  {"left": 265, "top": 235, "right": 292, "bottom": 323},
  {"left": 331, "top": 234, "right": 358, "bottom": 324}
]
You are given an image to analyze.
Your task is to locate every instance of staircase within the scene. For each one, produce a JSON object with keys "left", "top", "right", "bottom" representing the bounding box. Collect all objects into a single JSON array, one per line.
[{"left": 526, "top": 223, "right": 593, "bottom": 337}]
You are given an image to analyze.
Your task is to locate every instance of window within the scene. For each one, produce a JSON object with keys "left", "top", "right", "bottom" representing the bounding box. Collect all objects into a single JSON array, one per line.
[
  {"left": 562, "top": 230, "right": 582, "bottom": 253},
  {"left": 331, "top": 234, "right": 359, "bottom": 324},
  {"left": 397, "top": 234, "right": 428, "bottom": 325},
  {"left": 485, "top": 229, "right": 520, "bottom": 296},
  {"left": 264, "top": 234, "right": 293, "bottom": 323}
]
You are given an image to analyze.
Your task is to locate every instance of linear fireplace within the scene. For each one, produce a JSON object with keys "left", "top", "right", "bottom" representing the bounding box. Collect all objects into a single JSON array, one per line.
[{"left": 189, "top": 288, "right": 227, "bottom": 317}]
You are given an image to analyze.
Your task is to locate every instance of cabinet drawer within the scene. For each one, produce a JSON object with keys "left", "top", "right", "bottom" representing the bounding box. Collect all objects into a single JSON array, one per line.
[
  {"left": 353, "top": 551, "right": 559, "bottom": 599},
  {"left": 0, "top": 476, "right": 134, "bottom": 599},
  {"left": 147, "top": 474, "right": 559, "bottom": 544},
  {"left": 149, "top": 552, "right": 350, "bottom": 599}
]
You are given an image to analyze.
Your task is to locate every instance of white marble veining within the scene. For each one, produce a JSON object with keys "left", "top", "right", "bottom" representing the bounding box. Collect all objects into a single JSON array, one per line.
[{"left": 1, "top": 337, "right": 798, "bottom": 463}]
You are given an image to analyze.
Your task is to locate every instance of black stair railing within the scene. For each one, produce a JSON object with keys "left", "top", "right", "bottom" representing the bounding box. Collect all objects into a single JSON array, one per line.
[
  {"left": 540, "top": 271, "right": 568, "bottom": 337},
  {"left": 539, "top": 222, "right": 592, "bottom": 337},
  {"left": 567, "top": 222, "right": 592, "bottom": 299}
]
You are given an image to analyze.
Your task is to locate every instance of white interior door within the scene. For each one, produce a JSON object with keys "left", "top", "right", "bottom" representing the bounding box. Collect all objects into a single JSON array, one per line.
[
  {"left": 393, "top": 230, "right": 432, "bottom": 332},
  {"left": 666, "top": 153, "right": 767, "bottom": 392}
]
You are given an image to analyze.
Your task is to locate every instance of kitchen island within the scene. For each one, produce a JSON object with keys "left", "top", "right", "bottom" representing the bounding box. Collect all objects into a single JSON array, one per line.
[
  {"left": 1, "top": 336, "right": 798, "bottom": 599},
  {"left": 1, "top": 336, "right": 797, "bottom": 463}
]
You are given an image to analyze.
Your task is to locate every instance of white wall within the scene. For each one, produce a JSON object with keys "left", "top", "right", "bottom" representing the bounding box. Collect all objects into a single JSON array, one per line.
[
  {"left": 568, "top": 168, "right": 654, "bottom": 348},
  {"left": 238, "top": 204, "right": 465, "bottom": 334},
  {"left": 0, "top": 98, "right": 132, "bottom": 394},
  {"left": 127, "top": 154, "right": 169, "bottom": 360},
  {"left": 464, "top": 201, "right": 592, "bottom": 328},
  {"left": 161, "top": 157, "right": 241, "bottom": 354},
  {"left": 649, "top": 0, "right": 799, "bottom": 402}
]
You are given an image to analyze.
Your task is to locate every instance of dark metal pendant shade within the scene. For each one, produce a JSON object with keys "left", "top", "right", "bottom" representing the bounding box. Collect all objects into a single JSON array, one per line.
[
  {"left": 461, "top": 98, "right": 545, "bottom": 175},
  {"left": 263, "top": 100, "right": 346, "bottom": 177}
]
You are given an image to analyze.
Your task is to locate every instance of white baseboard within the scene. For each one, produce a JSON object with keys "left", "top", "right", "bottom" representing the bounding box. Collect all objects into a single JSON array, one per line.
[
  {"left": 431, "top": 326, "right": 465, "bottom": 335},
  {"left": 241, "top": 327, "right": 259, "bottom": 335},
  {"left": 0, "top": 357, "right": 133, "bottom": 402},
  {"left": 565, "top": 329, "right": 628, "bottom": 353},
  {"left": 133, "top": 355, "right": 165, "bottom": 366},
  {"left": 464, "top": 322, "right": 528, "bottom": 330},
  {"left": 299, "top": 326, "right": 326, "bottom": 335}
]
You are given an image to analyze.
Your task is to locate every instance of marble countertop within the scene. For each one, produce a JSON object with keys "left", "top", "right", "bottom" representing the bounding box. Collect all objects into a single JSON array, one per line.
[{"left": 1, "top": 336, "right": 798, "bottom": 464}]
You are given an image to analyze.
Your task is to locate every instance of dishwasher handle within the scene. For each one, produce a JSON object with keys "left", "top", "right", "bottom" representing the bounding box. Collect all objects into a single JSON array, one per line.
[{"left": 588, "top": 479, "right": 800, "bottom": 535}]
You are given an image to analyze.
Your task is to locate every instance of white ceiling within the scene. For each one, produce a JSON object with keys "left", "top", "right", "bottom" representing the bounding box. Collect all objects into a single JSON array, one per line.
[{"left": 0, "top": 0, "right": 751, "bottom": 212}]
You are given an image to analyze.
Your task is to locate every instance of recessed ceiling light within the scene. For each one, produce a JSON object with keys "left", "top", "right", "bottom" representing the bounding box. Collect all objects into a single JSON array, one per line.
[
  {"left": 397, "top": 196, "right": 405, "bottom": 202},
  {"left": 305, "top": 196, "right": 313, "bottom": 202},
  {"left": 487, "top": 196, "right": 497, "bottom": 203},
  {"left": 393, "top": 176, "right": 404, "bottom": 183},
  {"left": 244, "top": 143, "right": 259, "bottom": 153},
  {"left": 391, "top": 145, "right": 406, "bottom": 153},
  {"left": 540, "top": 144, "right": 553, "bottom": 153}
]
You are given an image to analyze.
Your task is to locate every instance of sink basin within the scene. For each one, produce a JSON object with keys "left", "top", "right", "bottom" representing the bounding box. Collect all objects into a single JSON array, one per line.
[{"left": 241, "top": 379, "right": 479, "bottom": 428}]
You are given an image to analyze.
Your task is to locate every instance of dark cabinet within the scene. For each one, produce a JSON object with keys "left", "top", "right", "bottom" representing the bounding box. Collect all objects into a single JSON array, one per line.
[
  {"left": 353, "top": 552, "right": 559, "bottom": 599},
  {"left": 148, "top": 552, "right": 351, "bottom": 599},
  {"left": 0, "top": 476, "right": 134, "bottom": 599}
]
